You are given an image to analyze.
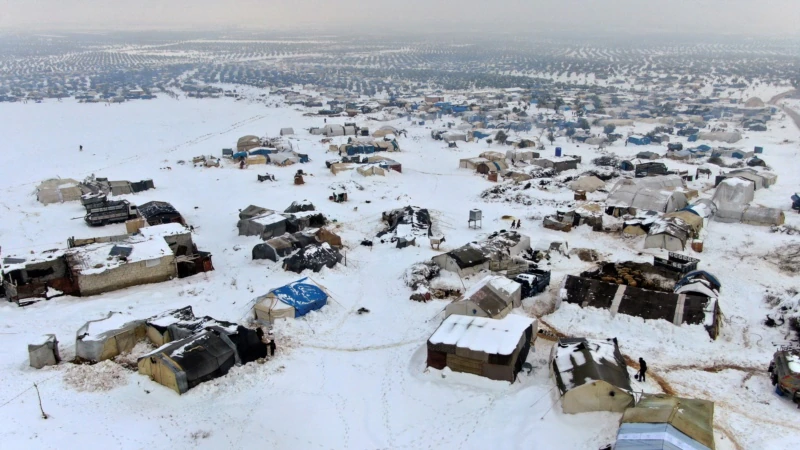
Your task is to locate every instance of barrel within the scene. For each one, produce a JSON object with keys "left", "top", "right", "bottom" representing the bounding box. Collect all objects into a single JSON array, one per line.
[
  {"left": 555, "top": 147, "right": 562, "bottom": 157},
  {"left": 691, "top": 239, "right": 704, "bottom": 253}
]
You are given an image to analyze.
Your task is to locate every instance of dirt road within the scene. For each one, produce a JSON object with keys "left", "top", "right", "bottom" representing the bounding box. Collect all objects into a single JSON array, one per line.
[{"left": 768, "top": 89, "right": 800, "bottom": 131}]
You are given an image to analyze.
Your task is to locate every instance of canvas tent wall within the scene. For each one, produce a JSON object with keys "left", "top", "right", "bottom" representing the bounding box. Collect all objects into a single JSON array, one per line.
[
  {"left": 560, "top": 275, "right": 721, "bottom": 339},
  {"left": 445, "top": 275, "right": 522, "bottom": 319},
  {"left": 237, "top": 135, "right": 261, "bottom": 153},
  {"left": 239, "top": 205, "right": 271, "bottom": 221},
  {"left": 29, "top": 334, "right": 60, "bottom": 369},
  {"left": 569, "top": 176, "right": 605, "bottom": 193},
  {"left": 76, "top": 312, "right": 146, "bottom": 362},
  {"left": 607, "top": 182, "right": 687, "bottom": 214},
  {"left": 615, "top": 394, "right": 715, "bottom": 450},
  {"left": 37, "top": 178, "right": 84, "bottom": 204},
  {"left": 280, "top": 128, "right": 295, "bottom": 136},
  {"left": 712, "top": 178, "right": 754, "bottom": 206},
  {"left": 137, "top": 329, "right": 237, "bottom": 395},
  {"left": 644, "top": 217, "right": 692, "bottom": 251},
  {"left": 237, "top": 211, "right": 287, "bottom": 240},
  {"left": 427, "top": 314, "right": 537, "bottom": 382},
  {"left": 551, "top": 337, "right": 634, "bottom": 414},
  {"left": 253, "top": 277, "right": 329, "bottom": 322}
]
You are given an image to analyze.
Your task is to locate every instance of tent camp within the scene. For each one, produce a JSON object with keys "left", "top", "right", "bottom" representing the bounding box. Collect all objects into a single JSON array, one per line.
[
  {"left": 445, "top": 275, "right": 522, "bottom": 319},
  {"left": 551, "top": 337, "right": 634, "bottom": 414},
  {"left": 253, "top": 277, "right": 329, "bottom": 322},
  {"left": 615, "top": 394, "right": 716, "bottom": 450},
  {"left": 569, "top": 176, "right": 606, "bottom": 193},
  {"left": 427, "top": 314, "right": 537, "bottom": 382},
  {"left": 76, "top": 312, "right": 146, "bottom": 362}
]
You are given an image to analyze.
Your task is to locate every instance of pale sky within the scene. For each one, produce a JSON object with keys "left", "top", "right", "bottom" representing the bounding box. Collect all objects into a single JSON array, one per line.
[{"left": 1, "top": 0, "right": 799, "bottom": 36}]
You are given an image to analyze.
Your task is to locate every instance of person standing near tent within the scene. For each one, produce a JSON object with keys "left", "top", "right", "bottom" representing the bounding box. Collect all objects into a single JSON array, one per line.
[
  {"left": 79, "top": 145, "right": 83, "bottom": 151},
  {"left": 267, "top": 331, "right": 276, "bottom": 357},
  {"left": 636, "top": 357, "right": 647, "bottom": 382}
]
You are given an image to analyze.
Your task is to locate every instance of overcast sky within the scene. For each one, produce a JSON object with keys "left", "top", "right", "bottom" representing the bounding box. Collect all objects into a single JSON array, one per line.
[{"left": 1, "top": 0, "right": 799, "bottom": 36}]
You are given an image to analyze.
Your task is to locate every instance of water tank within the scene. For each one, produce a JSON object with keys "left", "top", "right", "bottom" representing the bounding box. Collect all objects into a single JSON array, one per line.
[
  {"left": 555, "top": 147, "right": 562, "bottom": 157},
  {"left": 469, "top": 209, "right": 482, "bottom": 221}
]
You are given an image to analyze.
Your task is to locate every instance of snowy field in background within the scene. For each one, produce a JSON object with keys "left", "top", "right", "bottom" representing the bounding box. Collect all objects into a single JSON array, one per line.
[{"left": 0, "top": 94, "right": 798, "bottom": 449}]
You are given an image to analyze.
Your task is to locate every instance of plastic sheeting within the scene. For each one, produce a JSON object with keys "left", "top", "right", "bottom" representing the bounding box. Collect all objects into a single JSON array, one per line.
[{"left": 254, "top": 277, "right": 328, "bottom": 321}]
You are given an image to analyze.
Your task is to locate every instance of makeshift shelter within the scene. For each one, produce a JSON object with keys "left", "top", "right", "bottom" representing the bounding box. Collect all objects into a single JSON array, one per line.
[
  {"left": 279, "top": 127, "right": 295, "bottom": 136},
  {"left": 427, "top": 314, "right": 537, "bottom": 382},
  {"left": 379, "top": 206, "right": 432, "bottom": 242},
  {"left": 76, "top": 312, "right": 146, "bottom": 362},
  {"left": 253, "top": 277, "right": 329, "bottom": 321},
  {"left": 330, "top": 162, "right": 358, "bottom": 175},
  {"left": 644, "top": 217, "right": 692, "bottom": 251},
  {"left": 246, "top": 155, "right": 267, "bottom": 165},
  {"left": 615, "top": 394, "right": 716, "bottom": 450},
  {"left": 568, "top": 176, "right": 605, "bottom": 193},
  {"left": 37, "top": 178, "right": 84, "bottom": 204},
  {"left": 357, "top": 164, "right": 386, "bottom": 177},
  {"left": 237, "top": 211, "right": 287, "bottom": 240},
  {"left": 138, "top": 201, "right": 184, "bottom": 226},
  {"left": 138, "top": 330, "right": 237, "bottom": 395},
  {"left": 476, "top": 160, "right": 508, "bottom": 174},
  {"left": 284, "top": 200, "right": 315, "bottom": 213},
  {"left": 607, "top": 182, "right": 688, "bottom": 215},
  {"left": 28, "top": 334, "right": 60, "bottom": 369},
  {"left": 315, "top": 227, "right": 343, "bottom": 249},
  {"left": 283, "top": 243, "right": 342, "bottom": 273},
  {"left": 145, "top": 306, "right": 237, "bottom": 347},
  {"left": 551, "top": 337, "right": 634, "bottom": 414},
  {"left": 560, "top": 276, "right": 721, "bottom": 339},
  {"left": 459, "top": 157, "right": 489, "bottom": 170},
  {"left": 239, "top": 205, "right": 271, "bottom": 221},
  {"left": 697, "top": 131, "right": 741, "bottom": 144},
  {"left": 237, "top": 135, "right": 261, "bottom": 153},
  {"left": 283, "top": 211, "right": 327, "bottom": 233},
  {"left": 713, "top": 178, "right": 755, "bottom": 206},
  {"left": 432, "top": 231, "right": 531, "bottom": 276},
  {"left": 445, "top": 275, "right": 522, "bottom": 319},
  {"left": 744, "top": 97, "right": 765, "bottom": 108},
  {"left": 252, "top": 236, "right": 295, "bottom": 262}
]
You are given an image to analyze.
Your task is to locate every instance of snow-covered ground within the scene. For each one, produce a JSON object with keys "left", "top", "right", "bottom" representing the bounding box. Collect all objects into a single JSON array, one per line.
[{"left": 0, "top": 95, "right": 798, "bottom": 449}]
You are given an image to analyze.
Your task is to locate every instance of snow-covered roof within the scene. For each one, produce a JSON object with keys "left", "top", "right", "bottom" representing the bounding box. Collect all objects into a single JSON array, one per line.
[
  {"left": 428, "top": 314, "right": 534, "bottom": 355},
  {"left": 2, "top": 248, "right": 65, "bottom": 273},
  {"left": 138, "top": 223, "right": 189, "bottom": 239},
  {"left": 68, "top": 234, "right": 173, "bottom": 275},
  {"left": 553, "top": 338, "right": 631, "bottom": 392},
  {"left": 251, "top": 212, "right": 288, "bottom": 226}
]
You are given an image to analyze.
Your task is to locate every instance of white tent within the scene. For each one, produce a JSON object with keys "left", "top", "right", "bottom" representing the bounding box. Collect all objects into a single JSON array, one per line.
[
  {"left": 569, "top": 176, "right": 606, "bottom": 193},
  {"left": 445, "top": 275, "right": 522, "bottom": 319},
  {"left": 607, "top": 182, "right": 687, "bottom": 214},
  {"left": 713, "top": 178, "right": 754, "bottom": 205}
]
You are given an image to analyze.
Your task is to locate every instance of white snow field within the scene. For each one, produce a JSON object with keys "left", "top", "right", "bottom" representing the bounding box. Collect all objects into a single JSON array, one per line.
[{"left": 0, "top": 94, "right": 799, "bottom": 450}]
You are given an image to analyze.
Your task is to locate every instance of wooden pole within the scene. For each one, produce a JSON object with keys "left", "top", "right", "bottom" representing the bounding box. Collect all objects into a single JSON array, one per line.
[{"left": 33, "top": 383, "right": 47, "bottom": 419}]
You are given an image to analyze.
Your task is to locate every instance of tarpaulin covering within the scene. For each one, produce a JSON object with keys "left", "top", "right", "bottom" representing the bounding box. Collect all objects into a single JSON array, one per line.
[{"left": 260, "top": 277, "right": 328, "bottom": 318}]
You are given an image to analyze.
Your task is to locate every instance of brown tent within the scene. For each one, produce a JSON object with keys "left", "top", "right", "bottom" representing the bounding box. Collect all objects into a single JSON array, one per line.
[{"left": 316, "top": 227, "right": 343, "bottom": 249}]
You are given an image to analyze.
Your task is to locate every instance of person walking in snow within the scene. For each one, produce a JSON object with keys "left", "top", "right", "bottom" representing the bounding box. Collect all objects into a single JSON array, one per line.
[
  {"left": 79, "top": 145, "right": 83, "bottom": 151},
  {"left": 267, "top": 332, "right": 277, "bottom": 357},
  {"left": 636, "top": 357, "right": 647, "bottom": 382},
  {"left": 516, "top": 219, "right": 522, "bottom": 229}
]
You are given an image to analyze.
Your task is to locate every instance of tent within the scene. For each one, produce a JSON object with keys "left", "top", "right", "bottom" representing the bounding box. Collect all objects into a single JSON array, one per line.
[
  {"left": 315, "top": 227, "right": 343, "bottom": 249},
  {"left": 279, "top": 127, "right": 294, "bottom": 136},
  {"left": 239, "top": 205, "right": 271, "bottom": 221},
  {"left": 284, "top": 200, "right": 315, "bottom": 213},
  {"left": 568, "top": 176, "right": 606, "bottom": 193},
  {"left": 607, "top": 182, "right": 688, "bottom": 214},
  {"left": 427, "top": 314, "right": 537, "bottom": 382},
  {"left": 28, "top": 334, "right": 60, "bottom": 369},
  {"left": 459, "top": 157, "right": 489, "bottom": 170},
  {"left": 253, "top": 277, "right": 329, "bottom": 321},
  {"left": 283, "top": 243, "right": 342, "bottom": 273},
  {"left": 615, "top": 394, "right": 715, "bottom": 450},
  {"left": 664, "top": 211, "right": 703, "bottom": 237},
  {"left": 76, "top": 312, "right": 146, "bottom": 362},
  {"left": 237, "top": 211, "right": 287, "bottom": 240},
  {"left": 551, "top": 337, "right": 634, "bottom": 414},
  {"left": 445, "top": 275, "right": 522, "bottom": 319},
  {"left": 237, "top": 135, "right": 261, "bottom": 153},
  {"left": 145, "top": 306, "right": 237, "bottom": 347},
  {"left": 137, "top": 329, "right": 237, "bottom": 395},
  {"left": 697, "top": 131, "right": 741, "bottom": 143},
  {"left": 357, "top": 165, "right": 386, "bottom": 177},
  {"left": 253, "top": 237, "right": 295, "bottom": 262},
  {"left": 644, "top": 217, "right": 692, "bottom": 251},
  {"left": 36, "top": 178, "right": 84, "bottom": 204}
]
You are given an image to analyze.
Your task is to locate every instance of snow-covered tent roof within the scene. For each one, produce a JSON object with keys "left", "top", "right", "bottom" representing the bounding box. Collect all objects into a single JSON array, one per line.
[
  {"left": 552, "top": 337, "right": 631, "bottom": 394},
  {"left": 445, "top": 275, "right": 521, "bottom": 319},
  {"left": 712, "top": 178, "right": 754, "bottom": 206},
  {"left": 569, "top": 176, "right": 606, "bottom": 193},
  {"left": 607, "top": 182, "right": 688, "bottom": 213},
  {"left": 76, "top": 312, "right": 145, "bottom": 362},
  {"left": 697, "top": 131, "right": 741, "bottom": 143},
  {"left": 428, "top": 314, "right": 535, "bottom": 356},
  {"left": 254, "top": 277, "right": 329, "bottom": 321},
  {"left": 616, "top": 394, "right": 715, "bottom": 450}
]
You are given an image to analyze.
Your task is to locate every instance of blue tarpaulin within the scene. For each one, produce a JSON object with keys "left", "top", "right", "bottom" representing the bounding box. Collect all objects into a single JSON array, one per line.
[{"left": 270, "top": 278, "right": 328, "bottom": 317}]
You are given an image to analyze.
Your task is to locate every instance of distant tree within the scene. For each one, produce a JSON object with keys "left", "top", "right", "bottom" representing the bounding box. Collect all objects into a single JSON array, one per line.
[
  {"left": 495, "top": 130, "right": 508, "bottom": 145},
  {"left": 486, "top": 139, "right": 493, "bottom": 146},
  {"left": 577, "top": 118, "right": 590, "bottom": 130},
  {"left": 554, "top": 97, "right": 564, "bottom": 112},
  {"left": 603, "top": 124, "right": 617, "bottom": 135},
  {"left": 565, "top": 126, "right": 576, "bottom": 137}
]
